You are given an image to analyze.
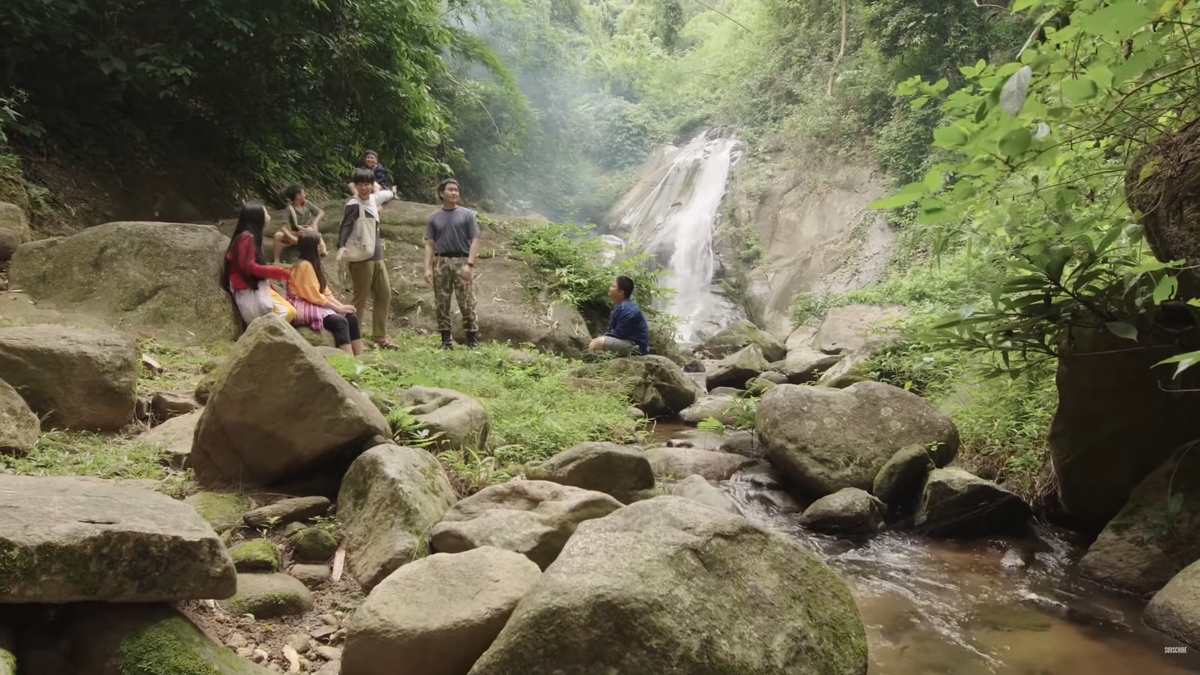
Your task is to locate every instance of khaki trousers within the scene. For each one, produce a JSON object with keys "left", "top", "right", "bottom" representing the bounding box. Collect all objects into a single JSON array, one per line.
[{"left": 347, "top": 259, "right": 391, "bottom": 339}]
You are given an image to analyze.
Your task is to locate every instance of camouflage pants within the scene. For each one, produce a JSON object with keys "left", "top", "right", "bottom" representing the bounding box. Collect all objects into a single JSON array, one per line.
[{"left": 433, "top": 256, "right": 478, "bottom": 333}]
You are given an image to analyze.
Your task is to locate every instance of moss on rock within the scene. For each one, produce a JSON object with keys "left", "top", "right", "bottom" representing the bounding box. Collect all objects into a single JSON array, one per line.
[
  {"left": 184, "top": 492, "right": 245, "bottom": 534},
  {"left": 217, "top": 573, "right": 313, "bottom": 620},
  {"left": 289, "top": 527, "right": 338, "bottom": 563},
  {"left": 229, "top": 540, "right": 280, "bottom": 573}
]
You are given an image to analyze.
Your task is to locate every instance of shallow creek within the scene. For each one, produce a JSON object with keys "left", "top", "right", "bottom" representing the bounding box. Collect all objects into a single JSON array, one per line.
[{"left": 649, "top": 422, "right": 1200, "bottom": 674}]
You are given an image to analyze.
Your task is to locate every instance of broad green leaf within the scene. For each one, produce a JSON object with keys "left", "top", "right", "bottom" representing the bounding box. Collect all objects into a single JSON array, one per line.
[
  {"left": 1013, "top": 0, "right": 1042, "bottom": 10},
  {"left": 1087, "top": 65, "right": 1114, "bottom": 90},
  {"left": 975, "top": 100, "right": 990, "bottom": 123},
  {"left": 1131, "top": 258, "right": 1184, "bottom": 274},
  {"left": 1153, "top": 275, "right": 1179, "bottom": 304},
  {"left": 1156, "top": 350, "right": 1200, "bottom": 379},
  {"left": 999, "top": 128, "right": 1033, "bottom": 157},
  {"left": 1077, "top": 1, "right": 1155, "bottom": 38},
  {"left": 924, "top": 167, "right": 944, "bottom": 191},
  {"left": 910, "top": 96, "right": 929, "bottom": 110},
  {"left": 1105, "top": 321, "right": 1139, "bottom": 342},
  {"left": 933, "top": 125, "right": 969, "bottom": 148},
  {"left": 1000, "top": 66, "right": 1032, "bottom": 115},
  {"left": 1061, "top": 77, "right": 1099, "bottom": 103},
  {"left": 869, "top": 182, "right": 926, "bottom": 209}
]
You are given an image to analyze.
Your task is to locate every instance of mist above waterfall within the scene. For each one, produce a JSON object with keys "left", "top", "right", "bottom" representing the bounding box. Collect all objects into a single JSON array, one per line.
[{"left": 605, "top": 128, "right": 744, "bottom": 343}]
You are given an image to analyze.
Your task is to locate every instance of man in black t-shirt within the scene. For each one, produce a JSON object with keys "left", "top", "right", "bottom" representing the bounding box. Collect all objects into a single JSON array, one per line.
[{"left": 424, "top": 178, "right": 481, "bottom": 350}]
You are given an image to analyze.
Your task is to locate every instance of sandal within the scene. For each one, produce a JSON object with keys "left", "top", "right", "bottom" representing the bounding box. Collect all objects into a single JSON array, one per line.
[{"left": 374, "top": 338, "right": 400, "bottom": 350}]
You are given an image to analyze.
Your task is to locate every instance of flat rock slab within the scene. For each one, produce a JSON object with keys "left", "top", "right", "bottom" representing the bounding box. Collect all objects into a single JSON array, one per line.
[
  {"left": 137, "top": 410, "right": 201, "bottom": 470},
  {"left": 0, "top": 474, "right": 236, "bottom": 603},
  {"left": 645, "top": 446, "right": 756, "bottom": 481}
]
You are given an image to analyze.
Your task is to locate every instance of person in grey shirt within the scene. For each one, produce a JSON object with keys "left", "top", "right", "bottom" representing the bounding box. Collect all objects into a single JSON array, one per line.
[{"left": 424, "top": 178, "right": 481, "bottom": 349}]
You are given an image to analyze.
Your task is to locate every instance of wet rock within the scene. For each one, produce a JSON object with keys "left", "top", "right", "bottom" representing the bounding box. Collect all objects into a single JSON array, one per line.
[
  {"left": 243, "top": 496, "right": 331, "bottom": 529},
  {"left": 757, "top": 382, "right": 959, "bottom": 497},
  {"left": 645, "top": 446, "right": 755, "bottom": 481},
  {"left": 0, "top": 325, "right": 137, "bottom": 431},
  {"left": 65, "top": 604, "right": 272, "bottom": 674},
  {"left": 571, "top": 355, "right": 700, "bottom": 417},
  {"left": 430, "top": 480, "right": 622, "bottom": 570},
  {"left": 710, "top": 386, "right": 743, "bottom": 396},
  {"left": 800, "top": 487, "right": 886, "bottom": 536},
  {"left": 670, "top": 475, "right": 740, "bottom": 515},
  {"left": 814, "top": 304, "right": 907, "bottom": 355},
  {"left": 706, "top": 344, "right": 770, "bottom": 391},
  {"left": 138, "top": 410, "right": 200, "bottom": 469},
  {"left": 0, "top": 377, "right": 38, "bottom": 456},
  {"left": 468, "top": 497, "right": 867, "bottom": 675},
  {"left": 185, "top": 491, "right": 245, "bottom": 534},
  {"left": 337, "top": 444, "right": 458, "bottom": 592},
  {"left": 665, "top": 439, "right": 694, "bottom": 448},
  {"left": 344, "top": 547, "right": 540, "bottom": 675},
  {"left": 915, "top": 468, "right": 1032, "bottom": 537},
  {"left": 872, "top": 444, "right": 936, "bottom": 511},
  {"left": 757, "top": 371, "right": 788, "bottom": 385},
  {"left": 1145, "top": 558, "right": 1200, "bottom": 649},
  {"left": 682, "top": 359, "right": 706, "bottom": 373},
  {"left": 230, "top": 540, "right": 282, "bottom": 573},
  {"left": 0, "top": 474, "right": 237, "bottom": 603},
  {"left": 219, "top": 573, "right": 314, "bottom": 619},
  {"left": 290, "top": 527, "right": 338, "bottom": 563},
  {"left": 289, "top": 564, "right": 332, "bottom": 588},
  {"left": 745, "top": 375, "right": 780, "bottom": 396},
  {"left": 719, "top": 430, "right": 764, "bottom": 458},
  {"left": 149, "top": 390, "right": 200, "bottom": 422},
  {"left": 190, "top": 315, "right": 391, "bottom": 490},
  {"left": 678, "top": 395, "right": 738, "bottom": 426},
  {"left": 700, "top": 320, "right": 786, "bottom": 362},
  {"left": 1079, "top": 446, "right": 1200, "bottom": 595},
  {"left": 783, "top": 347, "right": 842, "bottom": 384},
  {"left": 527, "top": 442, "right": 655, "bottom": 503},
  {"left": 400, "top": 386, "right": 490, "bottom": 451},
  {"left": 9, "top": 222, "right": 237, "bottom": 342}
]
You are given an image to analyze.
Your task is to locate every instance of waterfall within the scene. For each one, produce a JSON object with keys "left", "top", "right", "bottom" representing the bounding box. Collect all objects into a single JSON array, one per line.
[{"left": 606, "top": 129, "right": 742, "bottom": 343}]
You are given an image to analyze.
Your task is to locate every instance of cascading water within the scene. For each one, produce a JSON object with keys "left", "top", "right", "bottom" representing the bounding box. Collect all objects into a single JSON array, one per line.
[{"left": 606, "top": 128, "right": 743, "bottom": 343}]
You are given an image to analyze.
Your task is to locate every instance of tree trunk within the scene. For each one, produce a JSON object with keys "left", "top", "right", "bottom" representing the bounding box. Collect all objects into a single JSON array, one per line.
[{"left": 827, "top": 0, "right": 849, "bottom": 96}]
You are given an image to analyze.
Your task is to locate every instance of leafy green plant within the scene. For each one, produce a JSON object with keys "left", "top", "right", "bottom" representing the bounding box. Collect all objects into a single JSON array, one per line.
[
  {"left": 386, "top": 406, "right": 444, "bottom": 449},
  {"left": 697, "top": 417, "right": 726, "bottom": 435}
]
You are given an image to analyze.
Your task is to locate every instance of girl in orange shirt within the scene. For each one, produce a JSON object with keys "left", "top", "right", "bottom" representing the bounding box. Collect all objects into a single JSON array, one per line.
[{"left": 287, "top": 231, "right": 363, "bottom": 355}]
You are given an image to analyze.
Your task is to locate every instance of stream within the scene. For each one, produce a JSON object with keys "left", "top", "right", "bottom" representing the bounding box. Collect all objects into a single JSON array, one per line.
[{"left": 650, "top": 422, "right": 1200, "bottom": 675}]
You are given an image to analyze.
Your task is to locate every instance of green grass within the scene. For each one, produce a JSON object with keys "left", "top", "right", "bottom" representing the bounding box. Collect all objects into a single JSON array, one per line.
[
  {"left": 329, "top": 333, "right": 645, "bottom": 489},
  {"left": 2, "top": 430, "right": 170, "bottom": 479},
  {"left": 137, "top": 339, "right": 229, "bottom": 396}
]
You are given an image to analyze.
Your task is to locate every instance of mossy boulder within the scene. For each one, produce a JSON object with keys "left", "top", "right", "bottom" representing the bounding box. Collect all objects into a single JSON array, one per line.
[
  {"left": 400, "top": 386, "right": 490, "bottom": 451},
  {"left": 914, "top": 468, "right": 1032, "bottom": 538},
  {"left": 644, "top": 447, "right": 755, "bottom": 481},
  {"left": 669, "top": 474, "right": 741, "bottom": 515},
  {"left": 706, "top": 345, "right": 770, "bottom": 391},
  {"left": 0, "top": 202, "right": 31, "bottom": 263},
  {"left": 290, "top": 527, "right": 338, "bottom": 563},
  {"left": 700, "top": 320, "right": 786, "bottom": 362},
  {"left": 9, "top": 222, "right": 236, "bottom": 343},
  {"left": 0, "top": 325, "right": 138, "bottom": 431},
  {"left": 1145, "top": 558, "right": 1200, "bottom": 649},
  {"left": 527, "top": 442, "right": 655, "bottom": 503},
  {"left": 66, "top": 604, "right": 273, "bottom": 674},
  {"left": 0, "top": 377, "right": 38, "bottom": 457},
  {"left": 679, "top": 395, "right": 739, "bottom": 426},
  {"left": 218, "top": 573, "right": 313, "bottom": 619},
  {"left": 230, "top": 540, "right": 281, "bottom": 573},
  {"left": 873, "top": 444, "right": 937, "bottom": 512},
  {"left": 467, "top": 497, "right": 868, "bottom": 675},
  {"left": 800, "top": 487, "right": 886, "bottom": 536},
  {"left": 337, "top": 444, "right": 458, "bottom": 592},
  {"left": 185, "top": 492, "right": 245, "bottom": 534},
  {"left": 571, "top": 355, "right": 700, "bottom": 418}
]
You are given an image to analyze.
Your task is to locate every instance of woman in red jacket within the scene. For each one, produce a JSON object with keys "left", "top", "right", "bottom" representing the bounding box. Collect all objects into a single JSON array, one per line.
[{"left": 222, "top": 202, "right": 293, "bottom": 335}]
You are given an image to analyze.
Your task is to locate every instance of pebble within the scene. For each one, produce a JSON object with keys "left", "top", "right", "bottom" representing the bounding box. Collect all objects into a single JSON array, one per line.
[
  {"left": 252, "top": 648, "right": 270, "bottom": 663},
  {"left": 315, "top": 646, "right": 342, "bottom": 661},
  {"left": 310, "top": 625, "right": 337, "bottom": 640},
  {"left": 227, "top": 633, "right": 249, "bottom": 649},
  {"left": 236, "top": 647, "right": 255, "bottom": 659},
  {"left": 287, "top": 633, "right": 311, "bottom": 654},
  {"left": 318, "top": 613, "right": 339, "bottom": 627}
]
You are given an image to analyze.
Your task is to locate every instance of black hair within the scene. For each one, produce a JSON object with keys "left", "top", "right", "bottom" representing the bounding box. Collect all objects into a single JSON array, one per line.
[
  {"left": 363, "top": 150, "right": 378, "bottom": 160},
  {"left": 437, "top": 177, "right": 459, "bottom": 198},
  {"left": 352, "top": 167, "right": 375, "bottom": 185},
  {"left": 296, "top": 230, "right": 327, "bottom": 292},
  {"left": 615, "top": 275, "right": 634, "bottom": 300},
  {"left": 221, "top": 202, "right": 270, "bottom": 334},
  {"left": 284, "top": 185, "right": 303, "bottom": 203}
]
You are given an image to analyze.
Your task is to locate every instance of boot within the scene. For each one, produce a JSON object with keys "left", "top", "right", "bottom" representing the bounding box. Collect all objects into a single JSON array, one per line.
[
  {"left": 439, "top": 331, "right": 453, "bottom": 350},
  {"left": 466, "top": 331, "right": 479, "bottom": 350}
]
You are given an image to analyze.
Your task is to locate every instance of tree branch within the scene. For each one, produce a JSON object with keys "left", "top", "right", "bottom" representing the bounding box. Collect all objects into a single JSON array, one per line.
[{"left": 827, "top": 0, "right": 848, "bottom": 96}]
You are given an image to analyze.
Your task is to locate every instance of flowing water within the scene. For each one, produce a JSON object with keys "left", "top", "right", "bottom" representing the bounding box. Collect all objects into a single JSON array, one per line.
[
  {"left": 607, "top": 129, "right": 743, "bottom": 342},
  {"left": 649, "top": 423, "right": 1200, "bottom": 674}
]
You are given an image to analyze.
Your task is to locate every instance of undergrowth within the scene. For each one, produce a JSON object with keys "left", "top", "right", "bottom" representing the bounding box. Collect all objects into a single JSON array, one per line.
[
  {"left": 0, "top": 429, "right": 190, "bottom": 494},
  {"left": 329, "top": 334, "right": 643, "bottom": 491}
]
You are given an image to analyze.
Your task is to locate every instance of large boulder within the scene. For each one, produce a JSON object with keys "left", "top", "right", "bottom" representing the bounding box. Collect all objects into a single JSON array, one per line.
[
  {"left": 467, "top": 497, "right": 868, "bottom": 675},
  {"left": 190, "top": 315, "right": 391, "bottom": 489},
  {"left": 136, "top": 409, "right": 200, "bottom": 469},
  {"left": 430, "top": 480, "right": 622, "bottom": 570},
  {"left": 337, "top": 444, "right": 459, "bottom": 592},
  {"left": 526, "top": 442, "right": 655, "bottom": 503},
  {"left": 9, "top": 222, "right": 236, "bottom": 343},
  {"left": 645, "top": 447, "right": 756, "bottom": 481},
  {"left": 1127, "top": 118, "right": 1200, "bottom": 299},
  {"left": 813, "top": 304, "right": 907, "bottom": 355},
  {"left": 872, "top": 444, "right": 937, "bottom": 511},
  {"left": 1048, "top": 325, "right": 1200, "bottom": 533},
  {"left": 699, "top": 320, "right": 786, "bottom": 362},
  {"left": 343, "top": 547, "right": 541, "bottom": 675},
  {"left": 784, "top": 347, "right": 842, "bottom": 384},
  {"left": 0, "top": 325, "right": 138, "bottom": 431},
  {"left": 65, "top": 604, "right": 273, "bottom": 674},
  {"left": 1079, "top": 446, "right": 1200, "bottom": 595},
  {"left": 0, "top": 202, "right": 32, "bottom": 262},
  {"left": 0, "top": 378, "right": 38, "bottom": 456},
  {"left": 678, "top": 395, "right": 738, "bottom": 426},
  {"left": 757, "top": 382, "right": 959, "bottom": 497},
  {"left": 400, "top": 386, "right": 490, "bottom": 451},
  {"left": 669, "top": 474, "right": 741, "bottom": 515},
  {"left": 914, "top": 468, "right": 1032, "bottom": 537},
  {"left": 571, "top": 355, "right": 700, "bottom": 418},
  {"left": 0, "top": 475, "right": 236, "bottom": 603},
  {"left": 705, "top": 344, "right": 770, "bottom": 391},
  {"left": 800, "top": 487, "right": 886, "bottom": 536},
  {"left": 1145, "top": 559, "right": 1200, "bottom": 649}
]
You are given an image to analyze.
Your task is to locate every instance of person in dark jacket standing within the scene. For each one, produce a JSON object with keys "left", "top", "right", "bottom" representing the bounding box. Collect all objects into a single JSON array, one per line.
[
  {"left": 346, "top": 150, "right": 391, "bottom": 194},
  {"left": 589, "top": 275, "right": 650, "bottom": 356},
  {"left": 424, "top": 178, "right": 481, "bottom": 350}
]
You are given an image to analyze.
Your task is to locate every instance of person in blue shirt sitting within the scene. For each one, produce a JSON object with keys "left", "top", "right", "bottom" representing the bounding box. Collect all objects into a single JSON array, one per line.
[{"left": 589, "top": 275, "right": 651, "bottom": 356}]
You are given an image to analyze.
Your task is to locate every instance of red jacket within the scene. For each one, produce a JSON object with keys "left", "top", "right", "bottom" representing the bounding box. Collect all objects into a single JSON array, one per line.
[{"left": 227, "top": 232, "right": 290, "bottom": 291}]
